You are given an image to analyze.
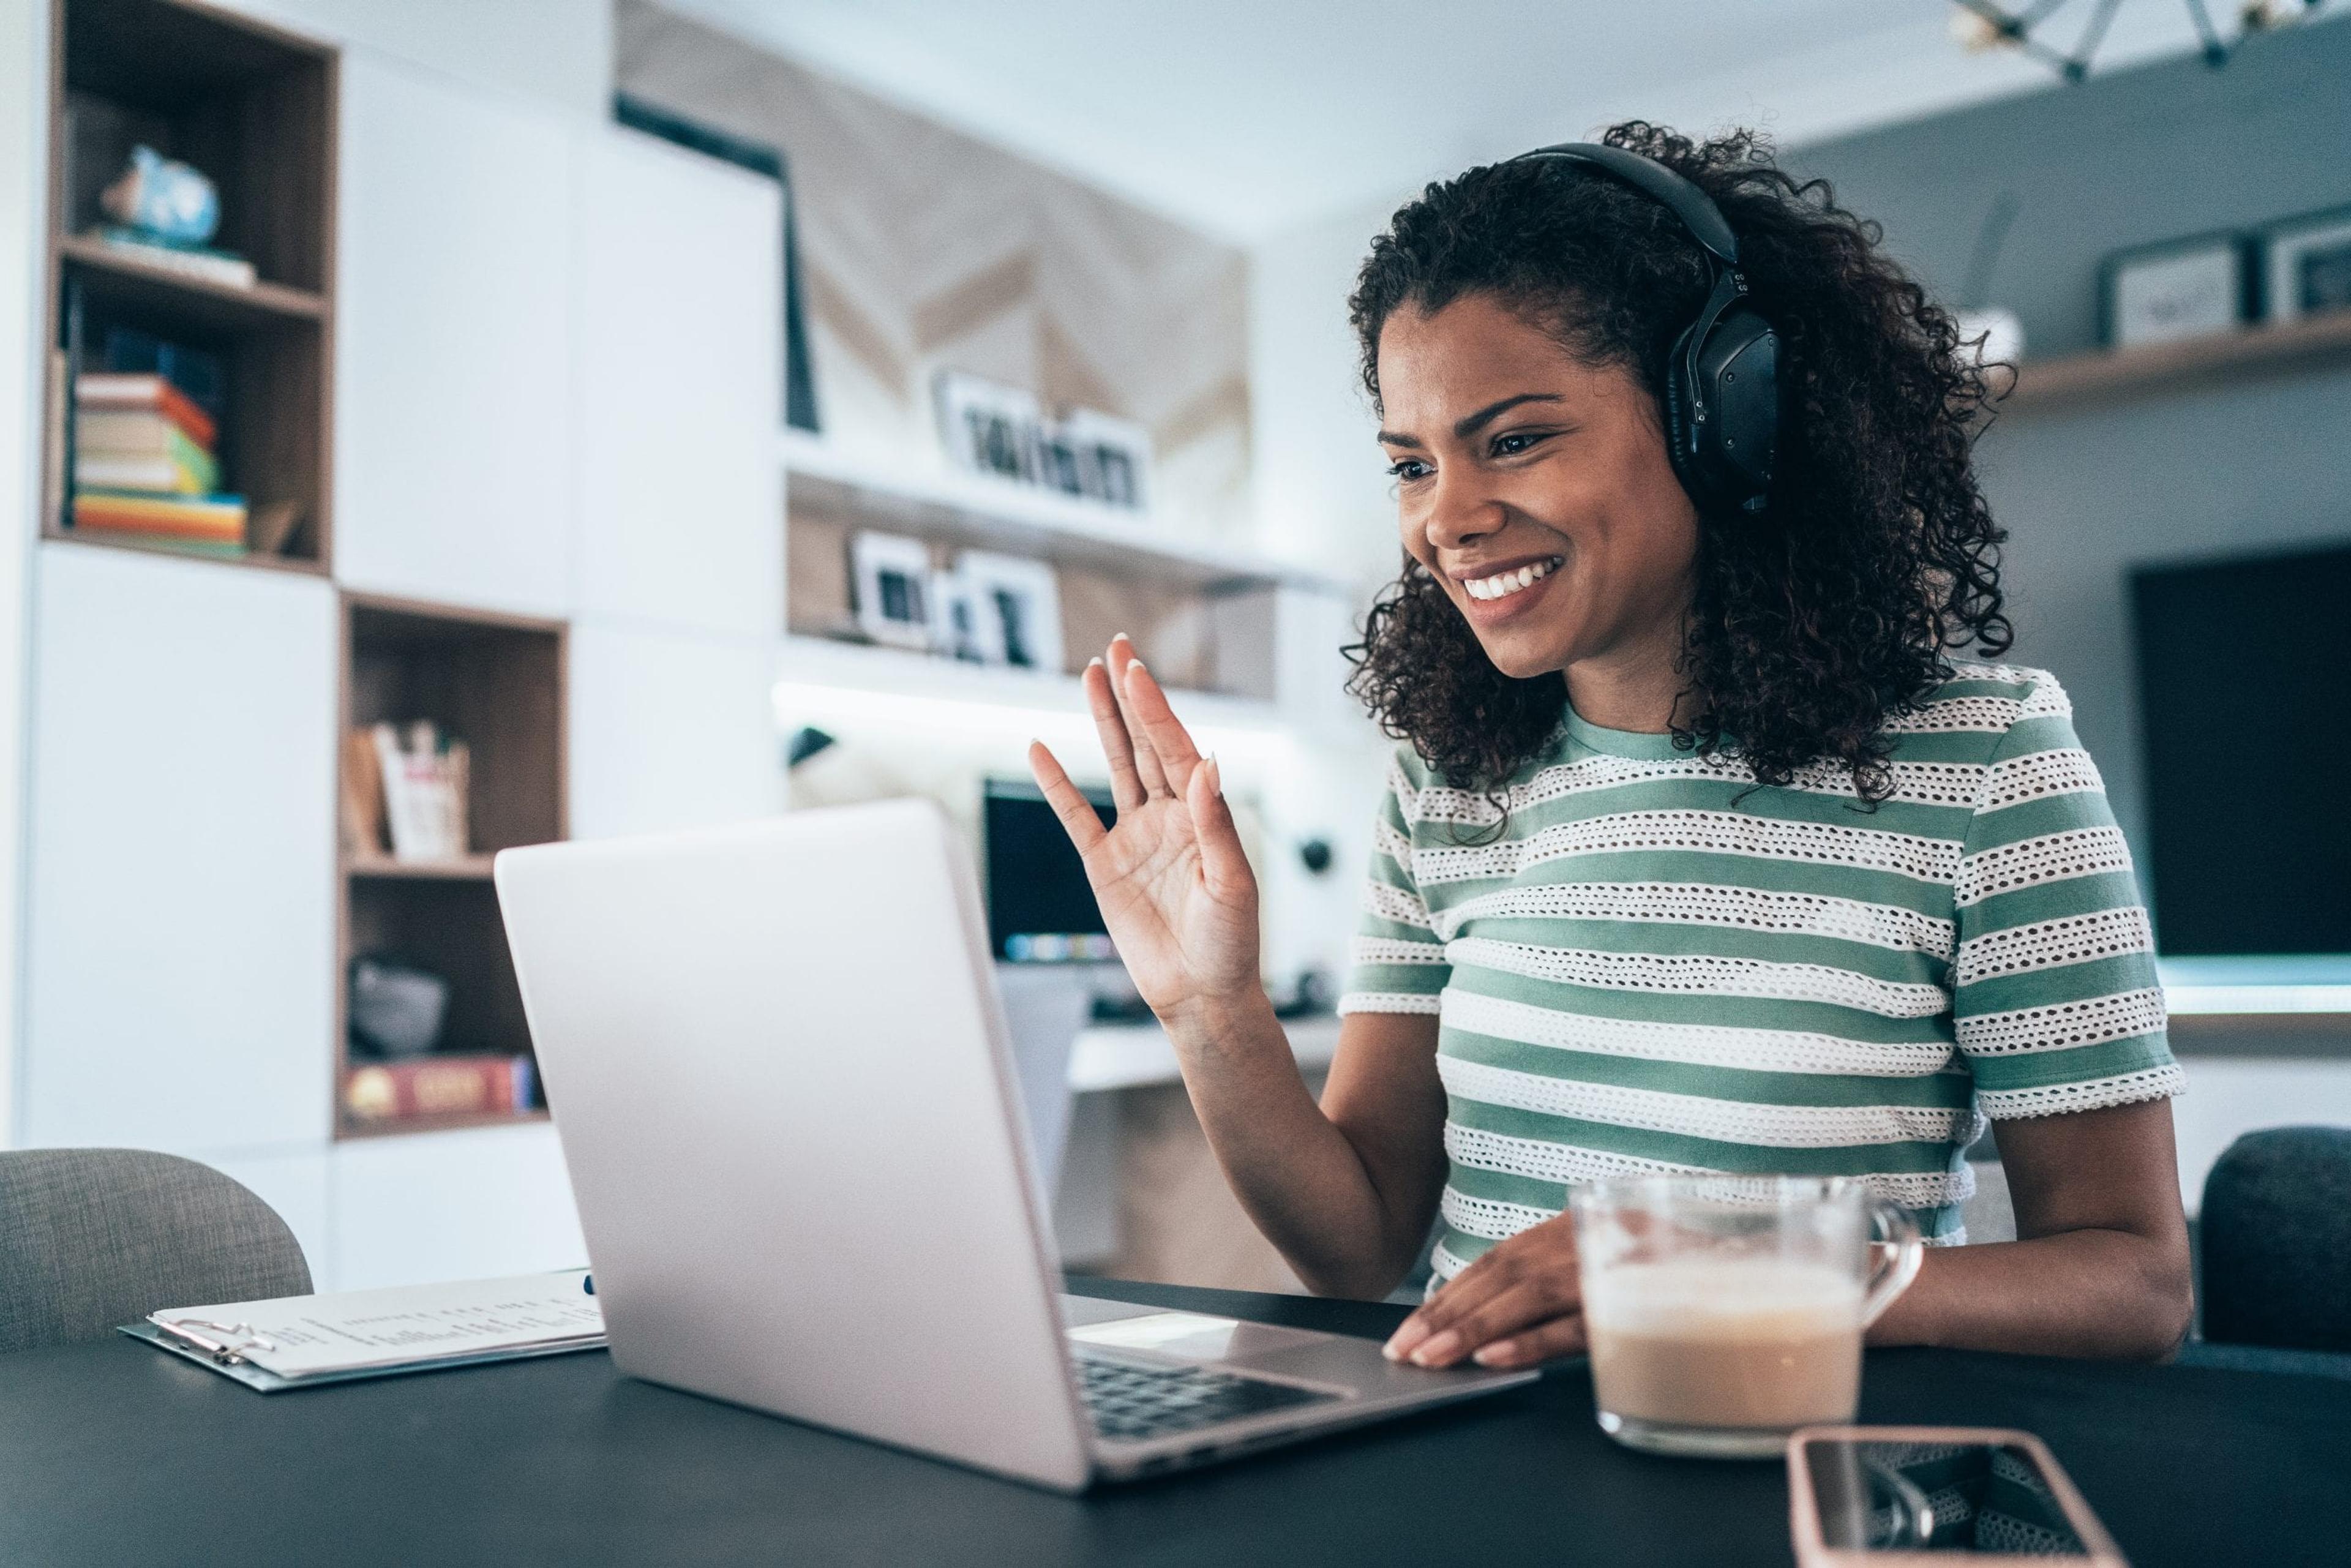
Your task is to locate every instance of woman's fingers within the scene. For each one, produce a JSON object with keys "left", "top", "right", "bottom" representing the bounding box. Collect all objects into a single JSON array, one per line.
[
  {"left": 1119, "top": 651, "right": 1202, "bottom": 797},
  {"left": 1026, "top": 741, "right": 1107, "bottom": 853},
  {"left": 1185, "top": 756, "right": 1253, "bottom": 904},
  {"left": 1104, "top": 637, "right": 1170, "bottom": 798},
  {"left": 1384, "top": 1215, "right": 1580, "bottom": 1365},
  {"left": 1081, "top": 659, "right": 1149, "bottom": 811},
  {"left": 1395, "top": 1275, "right": 1580, "bottom": 1369},
  {"left": 1470, "top": 1311, "right": 1588, "bottom": 1369}
]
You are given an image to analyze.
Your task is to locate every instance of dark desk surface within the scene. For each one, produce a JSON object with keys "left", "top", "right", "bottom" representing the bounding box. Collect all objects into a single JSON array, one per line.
[{"left": 2, "top": 1277, "right": 2345, "bottom": 1567}]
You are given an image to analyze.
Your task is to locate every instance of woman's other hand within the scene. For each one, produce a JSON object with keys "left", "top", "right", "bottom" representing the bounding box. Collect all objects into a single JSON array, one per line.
[
  {"left": 1027, "top": 636, "right": 1261, "bottom": 1022},
  {"left": 1382, "top": 1210, "right": 1584, "bottom": 1370}
]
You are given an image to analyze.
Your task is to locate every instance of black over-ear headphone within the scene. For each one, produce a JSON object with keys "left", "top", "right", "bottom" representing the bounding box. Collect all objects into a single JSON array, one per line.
[{"left": 1507, "top": 143, "right": 1780, "bottom": 517}]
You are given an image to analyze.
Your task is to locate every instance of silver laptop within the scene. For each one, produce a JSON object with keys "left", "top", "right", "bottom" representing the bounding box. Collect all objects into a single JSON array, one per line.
[{"left": 493, "top": 799, "right": 1533, "bottom": 1491}]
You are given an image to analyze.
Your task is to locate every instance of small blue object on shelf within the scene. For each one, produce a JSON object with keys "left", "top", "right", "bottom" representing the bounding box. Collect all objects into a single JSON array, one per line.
[
  {"left": 102, "top": 144, "right": 220, "bottom": 246},
  {"left": 583, "top": 1274, "right": 594, "bottom": 1296}
]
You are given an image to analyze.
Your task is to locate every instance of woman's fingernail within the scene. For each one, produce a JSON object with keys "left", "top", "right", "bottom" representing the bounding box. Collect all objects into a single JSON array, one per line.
[
  {"left": 1088, "top": 656, "right": 1103, "bottom": 669},
  {"left": 1409, "top": 1330, "right": 1460, "bottom": 1367},
  {"left": 1384, "top": 1321, "right": 1426, "bottom": 1360},
  {"left": 1128, "top": 657, "right": 1147, "bottom": 674},
  {"left": 1472, "top": 1341, "right": 1514, "bottom": 1367},
  {"left": 1203, "top": 755, "right": 1222, "bottom": 796}
]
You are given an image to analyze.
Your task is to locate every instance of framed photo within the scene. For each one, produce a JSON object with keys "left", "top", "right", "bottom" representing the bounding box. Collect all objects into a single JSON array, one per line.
[
  {"left": 959, "top": 551, "right": 1063, "bottom": 673},
  {"left": 1060, "top": 407, "right": 1152, "bottom": 511},
  {"left": 2259, "top": 204, "right": 2351, "bottom": 325},
  {"left": 2100, "top": 231, "right": 2251, "bottom": 348},
  {"left": 930, "top": 567, "right": 997, "bottom": 664},
  {"left": 850, "top": 531, "right": 935, "bottom": 650},
  {"left": 934, "top": 370, "right": 1041, "bottom": 484}
]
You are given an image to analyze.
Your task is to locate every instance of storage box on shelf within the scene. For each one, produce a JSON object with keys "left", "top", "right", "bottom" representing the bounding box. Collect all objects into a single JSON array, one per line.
[
  {"left": 43, "top": 0, "right": 336, "bottom": 571},
  {"left": 339, "top": 595, "right": 565, "bottom": 1138}
]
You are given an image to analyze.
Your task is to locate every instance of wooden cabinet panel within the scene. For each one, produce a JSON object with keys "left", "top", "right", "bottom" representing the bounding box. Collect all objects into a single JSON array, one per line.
[
  {"left": 334, "top": 51, "right": 574, "bottom": 614},
  {"left": 576, "top": 128, "right": 781, "bottom": 638},
  {"left": 23, "top": 544, "right": 337, "bottom": 1148},
  {"left": 331, "top": 1122, "right": 586, "bottom": 1290},
  {"left": 568, "top": 621, "right": 779, "bottom": 841}
]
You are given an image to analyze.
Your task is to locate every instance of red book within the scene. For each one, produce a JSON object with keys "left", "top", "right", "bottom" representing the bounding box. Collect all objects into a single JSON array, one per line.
[
  {"left": 74, "top": 371, "right": 218, "bottom": 450},
  {"left": 342, "top": 1054, "right": 536, "bottom": 1123}
]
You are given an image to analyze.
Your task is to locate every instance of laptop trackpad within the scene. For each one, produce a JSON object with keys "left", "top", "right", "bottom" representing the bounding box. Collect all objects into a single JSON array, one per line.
[{"left": 1066, "top": 1309, "right": 1327, "bottom": 1364}]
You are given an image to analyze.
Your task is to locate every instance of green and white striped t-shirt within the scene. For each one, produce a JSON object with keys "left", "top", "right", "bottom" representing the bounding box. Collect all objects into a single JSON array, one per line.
[{"left": 1340, "top": 664, "right": 2182, "bottom": 1282}]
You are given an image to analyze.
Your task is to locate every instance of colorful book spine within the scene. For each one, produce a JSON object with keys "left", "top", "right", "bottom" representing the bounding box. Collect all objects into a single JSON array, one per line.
[
  {"left": 343, "top": 1055, "right": 538, "bottom": 1123},
  {"left": 72, "top": 437, "right": 219, "bottom": 495},
  {"left": 74, "top": 372, "right": 219, "bottom": 448},
  {"left": 70, "top": 487, "right": 247, "bottom": 545}
]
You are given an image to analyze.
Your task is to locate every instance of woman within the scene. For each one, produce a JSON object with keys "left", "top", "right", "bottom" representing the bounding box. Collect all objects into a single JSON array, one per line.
[{"left": 1027, "top": 123, "right": 2192, "bottom": 1370}]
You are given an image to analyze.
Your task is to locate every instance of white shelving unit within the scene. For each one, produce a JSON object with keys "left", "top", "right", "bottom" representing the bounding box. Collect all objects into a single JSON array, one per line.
[
  {"left": 773, "top": 631, "right": 1292, "bottom": 735},
  {"left": 781, "top": 430, "right": 1332, "bottom": 595}
]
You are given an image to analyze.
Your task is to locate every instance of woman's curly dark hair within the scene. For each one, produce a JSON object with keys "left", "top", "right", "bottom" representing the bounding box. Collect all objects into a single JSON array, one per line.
[{"left": 1344, "top": 121, "right": 2010, "bottom": 803}]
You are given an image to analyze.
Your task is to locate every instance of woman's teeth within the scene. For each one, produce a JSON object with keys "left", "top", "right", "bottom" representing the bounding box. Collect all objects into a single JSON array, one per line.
[{"left": 1463, "top": 558, "right": 1561, "bottom": 601}]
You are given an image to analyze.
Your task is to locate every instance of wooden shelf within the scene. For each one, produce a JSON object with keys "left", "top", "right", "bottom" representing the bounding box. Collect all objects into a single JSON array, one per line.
[
  {"left": 47, "top": 0, "right": 338, "bottom": 571},
  {"left": 337, "top": 1107, "right": 551, "bottom": 1141},
  {"left": 2001, "top": 310, "right": 2351, "bottom": 413},
  {"left": 336, "top": 595, "right": 566, "bottom": 1142},
  {"left": 59, "top": 233, "right": 326, "bottom": 331},
  {"left": 347, "top": 853, "right": 498, "bottom": 881},
  {"left": 37, "top": 522, "right": 327, "bottom": 573}
]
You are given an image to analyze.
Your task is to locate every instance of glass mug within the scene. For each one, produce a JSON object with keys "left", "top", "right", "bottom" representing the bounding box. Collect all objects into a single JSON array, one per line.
[{"left": 1568, "top": 1176, "right": 1925, "bottom": 1459}]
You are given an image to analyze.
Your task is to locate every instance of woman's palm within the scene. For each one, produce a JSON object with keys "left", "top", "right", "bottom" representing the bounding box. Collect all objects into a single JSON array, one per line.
[
  {"left": 1028, "top": 641, "right": 1262, "bottom": 1017},
  {"left": 1080, "top": 791, "right": 1256, "bottom": 1011}
]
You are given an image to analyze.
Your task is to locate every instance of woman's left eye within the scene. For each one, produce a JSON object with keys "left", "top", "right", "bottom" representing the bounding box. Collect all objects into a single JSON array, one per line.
[{"left": 1491, "top": 430, "right": 1548, "bottom": 457}]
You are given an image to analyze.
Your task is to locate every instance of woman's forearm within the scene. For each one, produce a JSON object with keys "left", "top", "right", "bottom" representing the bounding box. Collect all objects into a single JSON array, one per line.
[
  {"left": 1869, "top": 1226, "right": 2194, "bottom": 1360},
  {"left": 1161, "top": 992, "right": 1425, "bottom": 1297}
]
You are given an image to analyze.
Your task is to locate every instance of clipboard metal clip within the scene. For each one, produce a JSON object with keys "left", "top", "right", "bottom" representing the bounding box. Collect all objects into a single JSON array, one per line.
[{"left": 153, "top": 1317, "right": 279, "bottom": 1365}]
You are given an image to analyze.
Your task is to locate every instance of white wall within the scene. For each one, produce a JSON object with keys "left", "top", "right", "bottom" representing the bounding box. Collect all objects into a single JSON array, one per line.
[
  {"left": 0, "top": 0, "right": 43, "bottom": 1144},
  {"left": 1247, "top": 190, "right": 1407, "bottom": 598}
]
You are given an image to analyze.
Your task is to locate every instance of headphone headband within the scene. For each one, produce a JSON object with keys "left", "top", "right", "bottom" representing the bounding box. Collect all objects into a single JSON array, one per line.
[
  {"left": 1507, "top": 142, "right": 1740, "bottom": 269},
  {"left": 1502, "top": 140, "right": 1779, "bottom": 517}
]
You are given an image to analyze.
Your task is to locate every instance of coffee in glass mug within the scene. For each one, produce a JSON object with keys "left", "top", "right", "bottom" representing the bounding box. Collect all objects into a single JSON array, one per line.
[{"left": 1569, "top": 1176, "right": 1924, "bottom": 1459}]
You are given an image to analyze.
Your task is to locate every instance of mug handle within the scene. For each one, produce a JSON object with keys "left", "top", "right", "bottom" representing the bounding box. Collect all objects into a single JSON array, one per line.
[{"left": 1860, "top": 1196, "right": 1925, "bottom": 1328}]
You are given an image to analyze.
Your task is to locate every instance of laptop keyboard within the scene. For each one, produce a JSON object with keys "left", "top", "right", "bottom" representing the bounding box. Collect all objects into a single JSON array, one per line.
[{"left": 1075, "top": 1353, "right": 1338, "bottom": 1444}]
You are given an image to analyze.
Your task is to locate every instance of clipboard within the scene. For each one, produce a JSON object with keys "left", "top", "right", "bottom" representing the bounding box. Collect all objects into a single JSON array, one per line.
[
  {"left": 118, "top": 1317, "right": 605, "bottom": 1392},
  {"left": 119, "top": 1270, "right": 607, "bottom": 1392}
]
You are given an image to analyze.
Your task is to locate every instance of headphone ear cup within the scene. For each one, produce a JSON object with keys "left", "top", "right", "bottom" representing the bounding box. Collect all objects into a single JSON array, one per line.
[{"left": 1662, "top": 323, "right": 1713, "bottom": 511}]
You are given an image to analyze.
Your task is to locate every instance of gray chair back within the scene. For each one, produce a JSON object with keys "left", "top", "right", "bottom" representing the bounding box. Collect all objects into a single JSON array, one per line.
[
  {"left": 2199, "top": 1125, "right": 2351, "bottom": 1354},
  {"left": 0, "top": 1148, "right": 312, "bottom": 1355}
]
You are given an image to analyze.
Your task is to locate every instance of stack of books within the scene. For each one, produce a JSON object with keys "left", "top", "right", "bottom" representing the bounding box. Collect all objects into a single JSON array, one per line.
[{"left": 71, "top": 370, "right": 247, "bottom": 552}]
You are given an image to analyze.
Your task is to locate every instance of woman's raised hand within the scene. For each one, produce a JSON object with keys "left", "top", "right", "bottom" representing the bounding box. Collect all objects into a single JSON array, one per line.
[{"left": 1026, "top": 636, "right": 1261, "bottom": 1021}]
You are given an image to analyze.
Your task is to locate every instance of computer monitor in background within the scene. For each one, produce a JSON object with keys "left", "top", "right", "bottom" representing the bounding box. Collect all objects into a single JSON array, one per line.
[
  {"left": 2130, "top": 539, "right": 2351, "bottom": 955},
  {"left": 983, "top": 778, "right": 1117, "bottom": 964}
]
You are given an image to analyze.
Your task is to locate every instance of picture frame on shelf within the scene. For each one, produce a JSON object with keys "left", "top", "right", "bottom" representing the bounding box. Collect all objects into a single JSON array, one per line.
[
  {"left": 931, "top": 566, "right": 997, "bottom": 664},
  {"left": 2100, "top": 231, "right": 2252, "bottom": 348},
  {"left": 960, "top": 551, "right": 1064, "bottom": 674},
  {"left": 934, "top": 369, "right": 1041, "bottom": 484},
  {"left": 1061, "top": 407, "right": 1152, "bottom": 511},
  {"left": 2259, "top": 204, "right": 2351, "bottom": 325},
  {"left": 850, "top": 530, "right": 936, "bottom": 650}
]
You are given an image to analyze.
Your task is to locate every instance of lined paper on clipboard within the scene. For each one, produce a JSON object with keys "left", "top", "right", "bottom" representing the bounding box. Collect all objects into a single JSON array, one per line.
[{"left": 122, "top": 1270, "right": 604, "bottom": 1391}]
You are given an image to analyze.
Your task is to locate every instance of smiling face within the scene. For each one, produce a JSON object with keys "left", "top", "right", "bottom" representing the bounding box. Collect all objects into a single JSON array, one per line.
[{"left": 1376, "top": 292, "right": 1701, "bottom": 697}]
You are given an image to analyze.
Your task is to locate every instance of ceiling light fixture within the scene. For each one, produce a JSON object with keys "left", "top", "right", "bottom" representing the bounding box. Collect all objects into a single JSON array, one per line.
[{"left": 1949, "top": 0, "right": 2329, "bottom": 82}]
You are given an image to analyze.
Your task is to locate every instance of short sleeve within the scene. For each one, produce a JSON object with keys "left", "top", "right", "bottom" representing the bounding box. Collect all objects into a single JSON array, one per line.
[
  {"left": 1951, "top": 674, "right": 2184, "bottom": 1119},
  {"left": 1337, "top": 751, "right": 1450, "bottom": 1015}
]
